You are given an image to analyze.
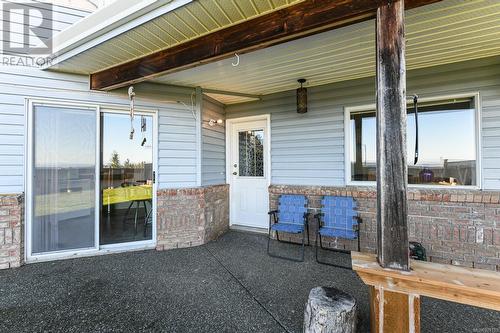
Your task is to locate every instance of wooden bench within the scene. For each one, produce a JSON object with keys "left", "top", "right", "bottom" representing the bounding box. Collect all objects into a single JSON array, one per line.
[{"left": 352, "top": 252, "right": 500, "bottom": 333}]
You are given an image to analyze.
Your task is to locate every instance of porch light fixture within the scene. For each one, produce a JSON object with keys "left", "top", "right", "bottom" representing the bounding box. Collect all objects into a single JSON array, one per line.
[
  {"left": 296, "top": 79, "right": 307, "bottom": 114},
  {"left": 207, "top": 118, "right": 223, "bottom": 126}
]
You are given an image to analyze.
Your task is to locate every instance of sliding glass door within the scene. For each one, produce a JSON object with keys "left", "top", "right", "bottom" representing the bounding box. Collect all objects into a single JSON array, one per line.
[
  {"left": 31, "top": 105, "right": 97, "bottom": 254},
  {"left": 100, "top": 111, "right": 154, "bottom": 245},
  {"left": 29, "top": 103, "right": 156, "bottom": 259}
]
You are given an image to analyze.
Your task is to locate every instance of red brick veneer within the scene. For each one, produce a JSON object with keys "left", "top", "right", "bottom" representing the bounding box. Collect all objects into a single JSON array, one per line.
[
  {"left": 0, "top": 194, "right": 23, "bottom": 269},
  {"left": 156, "top": 184, "right": 229, "bottom": 251},
  {"left": 269, "top": 185, "right": 500, "bottom": 271}
]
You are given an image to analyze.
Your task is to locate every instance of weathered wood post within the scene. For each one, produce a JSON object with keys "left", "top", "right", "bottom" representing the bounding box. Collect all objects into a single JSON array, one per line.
[
  {"left": 371, "top": 1, "right": 419, "bottom": 332},
  {"left": 376, "top": 0, "right": 409, "bottom": 272}
]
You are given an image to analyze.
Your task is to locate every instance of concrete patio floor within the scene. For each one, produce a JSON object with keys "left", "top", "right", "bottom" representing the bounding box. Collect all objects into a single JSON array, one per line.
[{"left": 1, "top": 231, "right": 499, "bottom": 332}]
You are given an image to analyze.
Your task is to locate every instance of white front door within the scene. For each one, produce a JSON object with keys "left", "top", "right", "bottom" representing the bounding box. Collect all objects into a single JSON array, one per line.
[{"left": 229, "top": 117, "right": 270, "bottom": 229}]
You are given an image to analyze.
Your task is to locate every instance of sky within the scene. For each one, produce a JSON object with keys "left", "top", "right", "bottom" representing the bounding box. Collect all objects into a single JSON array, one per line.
[
  {"left": 102, "top": 113, "right": 153, "bottom": 166},
  {"left": 351, "top": 108, "right": 476, "bottom": 166}
]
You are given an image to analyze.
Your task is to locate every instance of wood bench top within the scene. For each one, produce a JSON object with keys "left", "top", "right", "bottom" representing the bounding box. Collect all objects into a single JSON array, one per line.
[{"left": 352, "top": 252, "right": 500, "bottom": 312}]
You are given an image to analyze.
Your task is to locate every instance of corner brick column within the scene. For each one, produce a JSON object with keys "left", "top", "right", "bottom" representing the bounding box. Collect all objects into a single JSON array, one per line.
[
  {"left": 156, "top": 184, "right": 229, "bottom": 250},
  {"left": 269, "top": 185, "right": 500, "bottom": 272},
  {"left": 0, "top": 194, "right": 24, "bottom": 269}
]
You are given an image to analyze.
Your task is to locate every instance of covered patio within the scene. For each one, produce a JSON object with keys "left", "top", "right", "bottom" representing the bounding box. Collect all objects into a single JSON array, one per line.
[
  {"left": 1, "top": 0, "right": 499, "bottom": 331},
  {"left": 1, "top": 231, "right": 499, "bottom": 332}
]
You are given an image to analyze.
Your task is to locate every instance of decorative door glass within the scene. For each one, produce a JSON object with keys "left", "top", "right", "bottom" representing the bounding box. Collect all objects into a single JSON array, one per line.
[{"left": 238, "top": 130, "right": 264, "bottom": 177}]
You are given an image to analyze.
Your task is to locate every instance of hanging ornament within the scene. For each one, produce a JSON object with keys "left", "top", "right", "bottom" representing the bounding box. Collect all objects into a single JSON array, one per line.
[
  {"left": 141, "top": 115, "right": 147, "bottom": 147},
  {"left": 128, "top": 86, "right": 136, "bottom": 140}
]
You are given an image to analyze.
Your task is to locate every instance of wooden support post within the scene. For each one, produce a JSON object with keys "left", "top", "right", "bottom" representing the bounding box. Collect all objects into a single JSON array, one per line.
[{"left": 376, "top": 0, "right": 409, "bottom": 270}]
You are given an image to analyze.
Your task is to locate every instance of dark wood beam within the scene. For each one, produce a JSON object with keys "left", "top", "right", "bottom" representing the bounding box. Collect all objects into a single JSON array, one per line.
[
  {"left": 376, "top": 0, "right": 409, "bottom": 271},
  {"left": 90, "top": 0, "right": 441, "bottom": 90}
]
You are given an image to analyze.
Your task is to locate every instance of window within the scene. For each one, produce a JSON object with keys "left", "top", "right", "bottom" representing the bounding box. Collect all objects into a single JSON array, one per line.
[
  {"left": 238, "top": 129, "right": 264, "bottom": 177},
  {"left": 348, "top": 97, "right": 478, "bottom": 186}
]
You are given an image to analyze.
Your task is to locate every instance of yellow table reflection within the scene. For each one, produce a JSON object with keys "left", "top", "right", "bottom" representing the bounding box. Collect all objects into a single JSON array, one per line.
[
  {"left": 103, "top": 185, "right": 152, "bottom": 206},
  {"left": 102, "top": 185, "right": 153, "bottom": 237}
]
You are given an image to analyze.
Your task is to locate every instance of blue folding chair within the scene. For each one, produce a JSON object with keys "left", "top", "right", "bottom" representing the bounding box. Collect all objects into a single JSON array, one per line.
[
  {"left": 315, "top": 196, "right": 362, "bottom": 268},
  {"left": 267, "top": 195, "right": 310, "bottom": 262}
]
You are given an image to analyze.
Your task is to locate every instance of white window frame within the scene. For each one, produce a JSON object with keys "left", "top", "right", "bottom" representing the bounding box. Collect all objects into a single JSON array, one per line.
[
  {"left": 344, "top": 92, "right": 482, "bottom": 189},
  {"left": 25, "top": 98, "right": 159, "bottom": 263}
]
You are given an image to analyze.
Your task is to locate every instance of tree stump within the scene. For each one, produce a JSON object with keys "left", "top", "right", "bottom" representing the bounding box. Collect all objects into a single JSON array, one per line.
[{"left": 304, "top": 287, "right": 358, "bottom": 333}]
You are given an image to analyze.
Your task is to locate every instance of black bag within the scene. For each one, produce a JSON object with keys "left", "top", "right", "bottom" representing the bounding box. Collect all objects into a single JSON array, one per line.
[{"left": 409, "top": 241, "right": 427, "bottom": 261}]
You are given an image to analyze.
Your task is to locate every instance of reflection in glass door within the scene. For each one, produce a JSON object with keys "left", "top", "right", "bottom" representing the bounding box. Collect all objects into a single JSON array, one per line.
[
  {"left": 100, "top": 112, "right": 154, "bottom": 245},
  {"left": 32, "top": 105, "right": 97, "bottom": 254}
]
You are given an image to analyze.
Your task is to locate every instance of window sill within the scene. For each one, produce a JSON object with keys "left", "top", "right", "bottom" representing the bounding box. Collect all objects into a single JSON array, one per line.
[{"left": 347, "top": 181, "right": 480, "bottom": 191}]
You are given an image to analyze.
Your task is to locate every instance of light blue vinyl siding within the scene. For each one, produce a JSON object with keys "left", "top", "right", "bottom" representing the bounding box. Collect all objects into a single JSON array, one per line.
[
  {"left": 0, "top": 66, "right": 198, "bottom": 193},
  {"left": 202, "top": 96, "right": 226, "bottom": 185},
  {"left": 0, "top": 1, "right": 199, "bottom": 193},
  {"left": 226, "top": 57, "right": 500, "bottom": 190},
  {"left": 225, "top": 88, "right": 350, "bottom": 186}
]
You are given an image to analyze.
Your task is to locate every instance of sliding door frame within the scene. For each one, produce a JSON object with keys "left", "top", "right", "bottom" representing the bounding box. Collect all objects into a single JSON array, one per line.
[
  {"left": 25, "top": 98, "right": 158, "bottom": 263},
  {"left": 98, "top": 107, "right": 158, "bottom": 252}
]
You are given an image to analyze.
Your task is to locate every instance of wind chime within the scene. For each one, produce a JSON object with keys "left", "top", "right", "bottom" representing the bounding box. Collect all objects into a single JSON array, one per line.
[
  {"left": 141, "top": 116, "right": 147, "bottom": 146},
  {"left": 128, "top": 86, "right": 148, "bottom": 148},
  {"left": 128, "top": 86, "right": 135, "bottom": 140}
]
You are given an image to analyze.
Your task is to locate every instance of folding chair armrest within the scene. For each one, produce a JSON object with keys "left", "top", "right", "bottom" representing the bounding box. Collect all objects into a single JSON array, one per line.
[
  {"left": 302, "top": 211, "right": 311, "bottom": 226},
  {"left": 314, "top": 213, "right": 324, "bottom": 227},
  {"left": 268, "top": 210, "right": 278, "bottom": 226},
  {"left": 353, "top": 216, "right": 362, "bottom": 231}
]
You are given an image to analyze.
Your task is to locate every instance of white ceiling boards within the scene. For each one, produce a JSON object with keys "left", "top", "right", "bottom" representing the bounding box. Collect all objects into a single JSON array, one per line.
[
  {"left": 151, "top": 0, "right": 500, "bottom": 103},
  {"left": 49, "top": 0, "right": 500, "bottom": 104}
]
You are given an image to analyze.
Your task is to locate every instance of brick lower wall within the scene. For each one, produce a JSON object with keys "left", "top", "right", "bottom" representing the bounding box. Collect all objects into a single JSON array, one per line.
[
  {"left": 0, "top": 194, "right": 24, "bottom": 269},
  {"left": 0, "top": 185, "right": 228, "bottom": 270},
  {"left": 156, "top": 184, "right": 229, "bottom": 250},
  {"left": 269, "top": 185, "right": 500, "bottom": 271},
  {"left": 203, "top": 185, "right": 230, "bottom": 242}
]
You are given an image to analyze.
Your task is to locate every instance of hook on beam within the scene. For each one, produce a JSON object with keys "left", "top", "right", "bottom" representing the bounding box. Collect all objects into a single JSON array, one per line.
[{"left": 231, "top": 53, "right": 240, "bottom": 67}]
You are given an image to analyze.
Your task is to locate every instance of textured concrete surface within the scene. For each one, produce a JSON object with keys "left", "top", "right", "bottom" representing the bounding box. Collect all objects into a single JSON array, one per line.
[{"left": 1, "top": 231, "right": 499, "bottom": 332}]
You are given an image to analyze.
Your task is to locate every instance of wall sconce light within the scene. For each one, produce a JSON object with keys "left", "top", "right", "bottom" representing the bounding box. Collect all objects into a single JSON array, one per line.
[
  {"left": 207, "top": 118, "right": 223, "bottom": 127},
  {"left": 296, "top": 78, "right": 307, "bottom": 114}
]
